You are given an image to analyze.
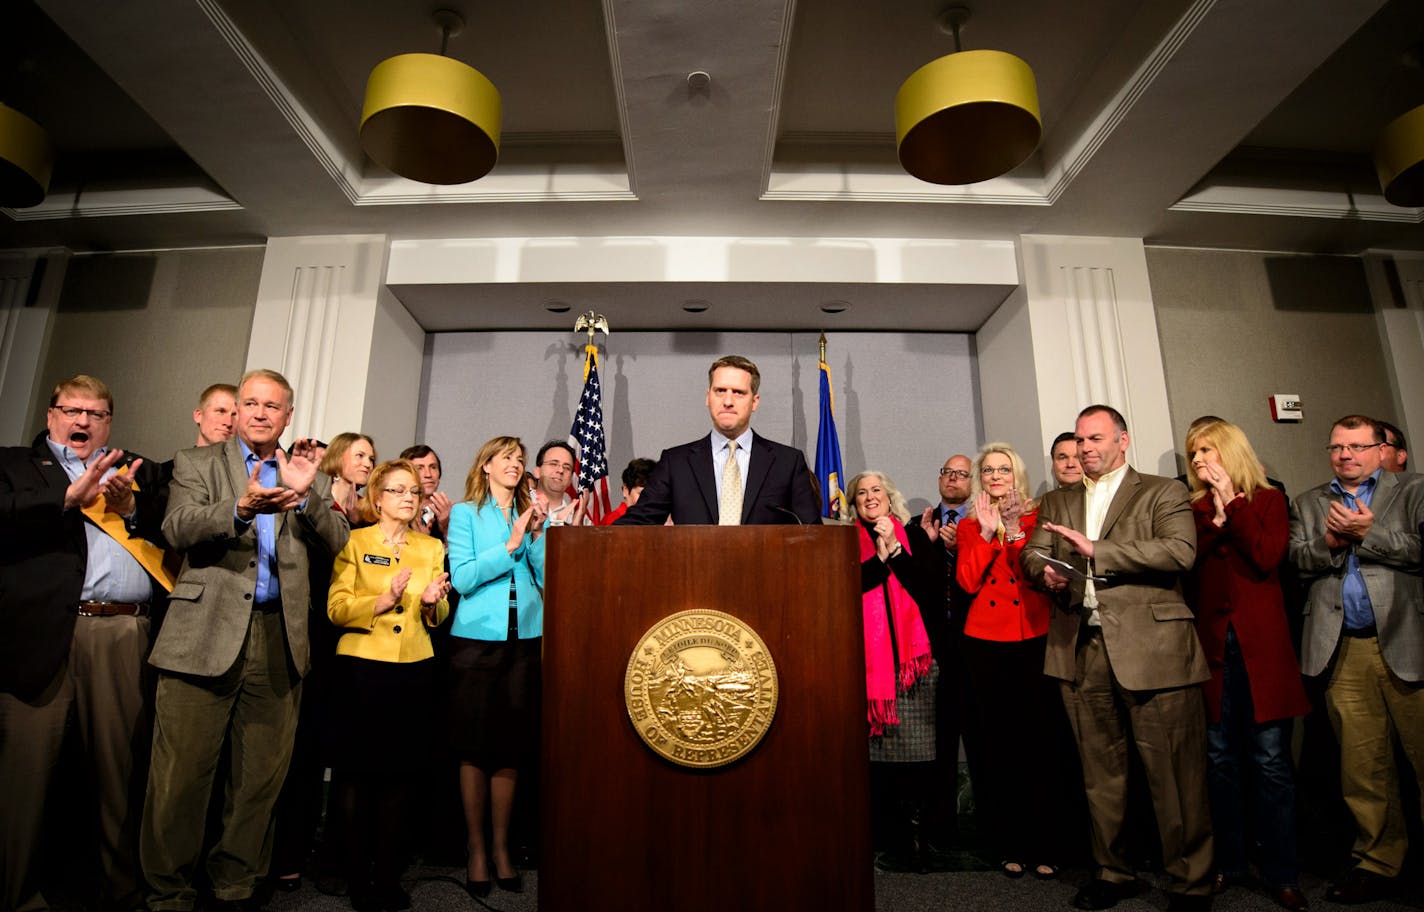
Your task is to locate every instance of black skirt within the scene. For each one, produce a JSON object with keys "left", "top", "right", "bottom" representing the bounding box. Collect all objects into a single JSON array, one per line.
[
  {"left": 326, "top": 655, "right": 437, "bottom": 773},
  {"left": 447, "top": 636, "right": 542, "bottom": 771}
]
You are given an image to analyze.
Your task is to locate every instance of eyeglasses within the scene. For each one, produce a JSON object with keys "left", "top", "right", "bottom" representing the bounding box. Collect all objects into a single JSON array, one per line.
[
  {"left": 1325, "top": 443, "right": 1381, "bottom": 455},
  {"left": 50, "top": 405, "right": 112, "bottom": 422},
  {"left": 980, "top": 466, "right": 1014, "bottom": 477},
  {"left": 540, "top": 461, "right": 574, "bottom": 473},
  {"left": 382, "top": 487, "right": 419, "bottom": 498},
  {"left": 939, "top": 468, "right": 970, "bottom": 479}
]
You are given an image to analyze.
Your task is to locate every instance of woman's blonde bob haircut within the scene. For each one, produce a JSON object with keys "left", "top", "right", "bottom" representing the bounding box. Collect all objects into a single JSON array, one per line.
[
  {"left": 358, "top": 458, "right": 419, "bottom": 525},
  {"left": 1184, "top": 418, "right": 1269, "bottom": 503},
  {"left": 841, "top": 470, "right": 911, "bottom": 524},
  {"left": 969, "top": 442, "right": 1037, "bottom": 514}
]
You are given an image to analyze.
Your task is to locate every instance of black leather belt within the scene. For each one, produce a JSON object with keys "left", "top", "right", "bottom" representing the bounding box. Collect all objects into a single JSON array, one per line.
[
  {"left": 1342, "top": 625, "right": 1377, "bottom": 639},
  {"left": 253, "top": 599, "right": 283, "bottom": 614},
  {"left": 78, "top": 601, "right": 148, "bottom": 617}
]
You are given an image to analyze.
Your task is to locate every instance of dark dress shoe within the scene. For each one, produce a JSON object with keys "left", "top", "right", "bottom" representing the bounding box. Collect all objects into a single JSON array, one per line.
[
  {"left": 1325, "top": 868, "right": 1392, "bottom": 904},
  {"left": 495, "top": 872, "right": 523, "bottom": 894},
  {"left": 1072, "top": 880, "right": 1126, "bottom": 911},
  {"left": 464, "top": 879, "right": 492, "bottom": 899},
  {"left": 1166, "top": 894, "right": 1212, "bottom": 912},
  {"left": 1272, "top": 886, "right": 1309, "bottom": 911}
]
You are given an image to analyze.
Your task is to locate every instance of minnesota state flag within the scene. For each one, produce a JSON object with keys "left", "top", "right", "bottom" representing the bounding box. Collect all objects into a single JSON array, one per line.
[{"left": 814, "top": 355, "right": 846, "bottom": 519}]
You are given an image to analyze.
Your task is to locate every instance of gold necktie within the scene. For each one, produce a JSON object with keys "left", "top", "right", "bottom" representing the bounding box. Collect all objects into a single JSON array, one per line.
[{"left": 719, "top": 440, "right": 742, "bottom": 526}]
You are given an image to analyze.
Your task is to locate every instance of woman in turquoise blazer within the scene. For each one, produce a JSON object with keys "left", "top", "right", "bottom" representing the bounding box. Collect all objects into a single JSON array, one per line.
[{"left": 446, "top": 435, "right": 548, "bottom": 897}]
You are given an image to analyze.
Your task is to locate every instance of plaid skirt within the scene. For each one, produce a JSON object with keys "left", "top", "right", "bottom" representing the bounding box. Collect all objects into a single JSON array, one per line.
[{"left": 869, "top": 659, "right": 939, "bottom": 763}]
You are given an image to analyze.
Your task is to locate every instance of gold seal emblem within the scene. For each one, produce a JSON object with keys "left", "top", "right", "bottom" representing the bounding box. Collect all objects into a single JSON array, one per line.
[{"left": 624, "top": 608, "right": 779, "bottom": 768}]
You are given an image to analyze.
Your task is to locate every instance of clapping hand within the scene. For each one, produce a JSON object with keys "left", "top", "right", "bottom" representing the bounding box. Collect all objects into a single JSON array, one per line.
[
  {"left": 100, "top": 458, "right": 142, "bottom": 517},
  {"left": 276, "top": 438, "right": 322, "bottom": 497},
  {"left": 237, "top": 458, "right": 302, "bottom": 521},
  {"left": 414, "top": 491, "right": 454, "bottom": 534},
  {"left": 1041, "top": 521, "right": 1095, "bottom": 559},
  {"left": 974, "top": 492, "right": 1000, "bottom": 542},
  {"left": 872, "top": 516, "right": 897, "bottom": 562},
  {"left": 508, "top": 501, "right": 546, "bottom": 551},
  {"left": 1326, "top": 500, "right": 1372, "bottom": 544},
  {"left": 420, "top": 572, "right": 451, "bottom": 623},
  {"left": 64, "top": 449, "right": 126, "bottom": 511},
  {"left": 375, "top": 568, "right": 412, "bottom": 616},
  {"left": 919, "top": 507, "right": 941, "bottom": 541},
  {"left": 999, "top": 488, "right": 1023, "bottom": 535}
]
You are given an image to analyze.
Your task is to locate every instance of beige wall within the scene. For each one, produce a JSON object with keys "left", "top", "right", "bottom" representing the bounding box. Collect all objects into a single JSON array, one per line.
[
  {"left": 31, "top": 247, "right": 263, "bottom": 462},
  {"left": 1147, "top": 247, "right": 1395, "bottom": 497}
]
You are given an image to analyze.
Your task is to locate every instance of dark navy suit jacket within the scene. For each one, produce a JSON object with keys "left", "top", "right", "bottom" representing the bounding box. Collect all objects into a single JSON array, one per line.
[{"left": 615, "top": 431, "right": 821, "bottom": 526}]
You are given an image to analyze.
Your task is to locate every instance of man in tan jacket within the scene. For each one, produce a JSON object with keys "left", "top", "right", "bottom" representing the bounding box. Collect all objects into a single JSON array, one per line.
[
  {"left": 141, "top": 369, "right": 348, "bottom": 912},
  {"left": 1024, "top": 405, "right": 1210, "bottom": 912}
]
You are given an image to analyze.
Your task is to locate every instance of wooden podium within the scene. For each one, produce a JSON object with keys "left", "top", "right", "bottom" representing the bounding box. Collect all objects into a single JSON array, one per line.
[{"left": 541, "top": 525, "right": 872, "bottom": 912}]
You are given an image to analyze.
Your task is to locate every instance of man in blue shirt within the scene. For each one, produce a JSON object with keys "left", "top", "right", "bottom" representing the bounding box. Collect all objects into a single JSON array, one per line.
[
  {"left": 1290, "top": 414, "right": 1424, "bottom": 904},
  {"left": 0, "top": 374, "right": 170, "bottom": 912},
  {"left": 142, "top": 369, "right": 348, "bottom": 912}
]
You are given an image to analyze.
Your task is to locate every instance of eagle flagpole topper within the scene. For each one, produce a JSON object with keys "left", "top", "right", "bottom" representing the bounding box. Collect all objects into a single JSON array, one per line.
[{"left": 568, "top": 311, "right": 613, "bottom": 522}]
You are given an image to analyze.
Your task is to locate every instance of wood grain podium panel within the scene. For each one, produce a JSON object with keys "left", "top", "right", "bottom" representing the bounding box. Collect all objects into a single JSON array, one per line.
[{"left": 541, "top": 525, "right": 871, "bottom": 912}]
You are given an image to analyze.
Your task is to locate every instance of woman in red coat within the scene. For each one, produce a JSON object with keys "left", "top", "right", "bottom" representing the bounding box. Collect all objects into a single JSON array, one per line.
[
  {"left": 956, "top": 442, "right": 1064, "bottom": 880},
  {"left": 1186, "top": 418, "right": 1310, "bottom": 911}
]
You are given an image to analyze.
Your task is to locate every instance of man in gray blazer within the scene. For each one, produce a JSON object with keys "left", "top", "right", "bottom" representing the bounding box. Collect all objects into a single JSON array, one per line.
[
  {"left": 141, "top": 369, "right": 348, "bottom": 912},
  {"left": 1024, "top": 405, "right": 1211, "bottom": 912},
  {"left": 1289, "top": 414, "right": 1424, "bottom": 905}
]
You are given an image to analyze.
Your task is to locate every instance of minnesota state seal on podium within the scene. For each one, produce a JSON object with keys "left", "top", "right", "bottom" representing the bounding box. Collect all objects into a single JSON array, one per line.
[{"left": 623, "top": 608, "right": 779, "bottom": 768}]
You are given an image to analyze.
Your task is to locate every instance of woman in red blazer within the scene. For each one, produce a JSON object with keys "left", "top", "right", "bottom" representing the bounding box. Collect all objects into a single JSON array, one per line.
[
  {"left": 957, "top": 442, "right": 1065, "bottom": 879},
  {"left": 1186, "top": 419, "right": 1310, "bottom": 911}
]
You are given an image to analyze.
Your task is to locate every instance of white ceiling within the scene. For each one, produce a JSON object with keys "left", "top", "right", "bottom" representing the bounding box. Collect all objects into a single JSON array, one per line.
[{"left": 3, "top": 0, "right": 1423, "bottom": 331}]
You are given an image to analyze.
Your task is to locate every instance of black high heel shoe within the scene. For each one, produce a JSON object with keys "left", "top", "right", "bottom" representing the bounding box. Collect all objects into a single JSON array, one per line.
[
  {"left": 495, "top": 871, "right": 523, "bottom": 894},
  {"left": 464, "top": 877, "right": 492, "bottom": 899}
]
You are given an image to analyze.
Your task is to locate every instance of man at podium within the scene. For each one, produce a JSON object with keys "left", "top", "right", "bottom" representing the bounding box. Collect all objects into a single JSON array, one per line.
[{"left": 615, "top": 355, "right": 821, "bottom": 526}]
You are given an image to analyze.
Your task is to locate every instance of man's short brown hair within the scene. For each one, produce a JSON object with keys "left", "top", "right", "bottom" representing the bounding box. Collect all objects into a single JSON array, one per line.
[
  {"left": 50, "top": 375, "right": 113, "bottom": 413},
  {"left": 1078, "top": 404, "right": 1127, "bottom": 435},
  {"left": 198, "top": 383, "right": 237, "bottom": 408},
  {"left": 708, "top": 355, "right": 760, "bottom": 395},
  {"left": 1332, "top": 414, "right": 1383, "bottom": 443}
]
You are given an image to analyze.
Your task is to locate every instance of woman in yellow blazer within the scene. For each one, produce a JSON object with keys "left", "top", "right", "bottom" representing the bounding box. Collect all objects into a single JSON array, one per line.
[{"left": 327, "top": 458, "right": 451, "bottom": 912}]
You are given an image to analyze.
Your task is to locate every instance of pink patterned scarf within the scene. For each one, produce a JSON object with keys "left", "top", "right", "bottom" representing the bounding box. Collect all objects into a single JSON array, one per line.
[{"left": 859, "top": 518, "right": 932, "bottom": 736}]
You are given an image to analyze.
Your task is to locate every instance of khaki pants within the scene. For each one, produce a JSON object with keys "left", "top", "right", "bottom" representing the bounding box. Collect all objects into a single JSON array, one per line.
[
  {"left": 1325, "top": 634, "right": 1424, "bottom": 879},
  {"left": 1060, "top": 632, "right": 1214, "bottom": 896},
  {"left": 141, "top": 611, "right": 300, "bottom": 910},
  {"left": 0, "top": 614, "right": 151, "bottom": 912}
]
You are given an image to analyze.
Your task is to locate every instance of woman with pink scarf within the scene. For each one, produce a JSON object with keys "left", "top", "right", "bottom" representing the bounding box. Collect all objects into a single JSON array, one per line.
[{"left": 844, "top": 470, "right": 937, "bottom": 873}]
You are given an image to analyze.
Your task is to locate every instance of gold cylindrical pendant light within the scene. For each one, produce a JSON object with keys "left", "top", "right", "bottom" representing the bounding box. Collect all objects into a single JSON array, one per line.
[
  {"left": 360, "top": 10, "right": 501, "bottom": 186},
  {"left": 895, "top": 8, "right": 1041, "bottom": 186},
  {"left": 1374, "top": 103, "right": 1424, "bottom": 208},
  {"left": 0, "top": 103, "right": 54, "bottom": 209}
]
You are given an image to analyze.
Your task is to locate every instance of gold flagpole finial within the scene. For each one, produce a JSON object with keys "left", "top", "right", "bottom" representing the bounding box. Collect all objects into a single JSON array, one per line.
[
  {"left": 818, "top": 331, "right": 827, "bottom": 364},
  {"left": 573, "top": 310, "right": 610, "bottom": 378}
]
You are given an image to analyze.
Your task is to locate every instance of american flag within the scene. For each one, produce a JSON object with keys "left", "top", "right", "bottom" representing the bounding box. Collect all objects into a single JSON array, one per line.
[{"left": 567, "top": 350, "right": 612, "bottom": 523}]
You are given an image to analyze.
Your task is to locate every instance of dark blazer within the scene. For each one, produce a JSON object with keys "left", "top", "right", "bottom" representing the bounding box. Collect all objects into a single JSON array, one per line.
[
  {"left": 0, "top": 432, "right": 168, "bottom": 700},
  {"left": 615, "top": 431, "right": 821, "bottom": 525},
  {"left": 154, "top": 437, "right": 349, "bottom": 678},
  {"left": 1023, "top": 466, "right": 1208, "bottom": 692}
]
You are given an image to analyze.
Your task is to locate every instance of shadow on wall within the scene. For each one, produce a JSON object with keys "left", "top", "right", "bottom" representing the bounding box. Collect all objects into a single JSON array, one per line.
[
  {"left": 58, "top": 254, "right": 157, "bottom": 312},
  {"left": 1264, "top": 255, "right": 1371, "bottom": 314}
]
